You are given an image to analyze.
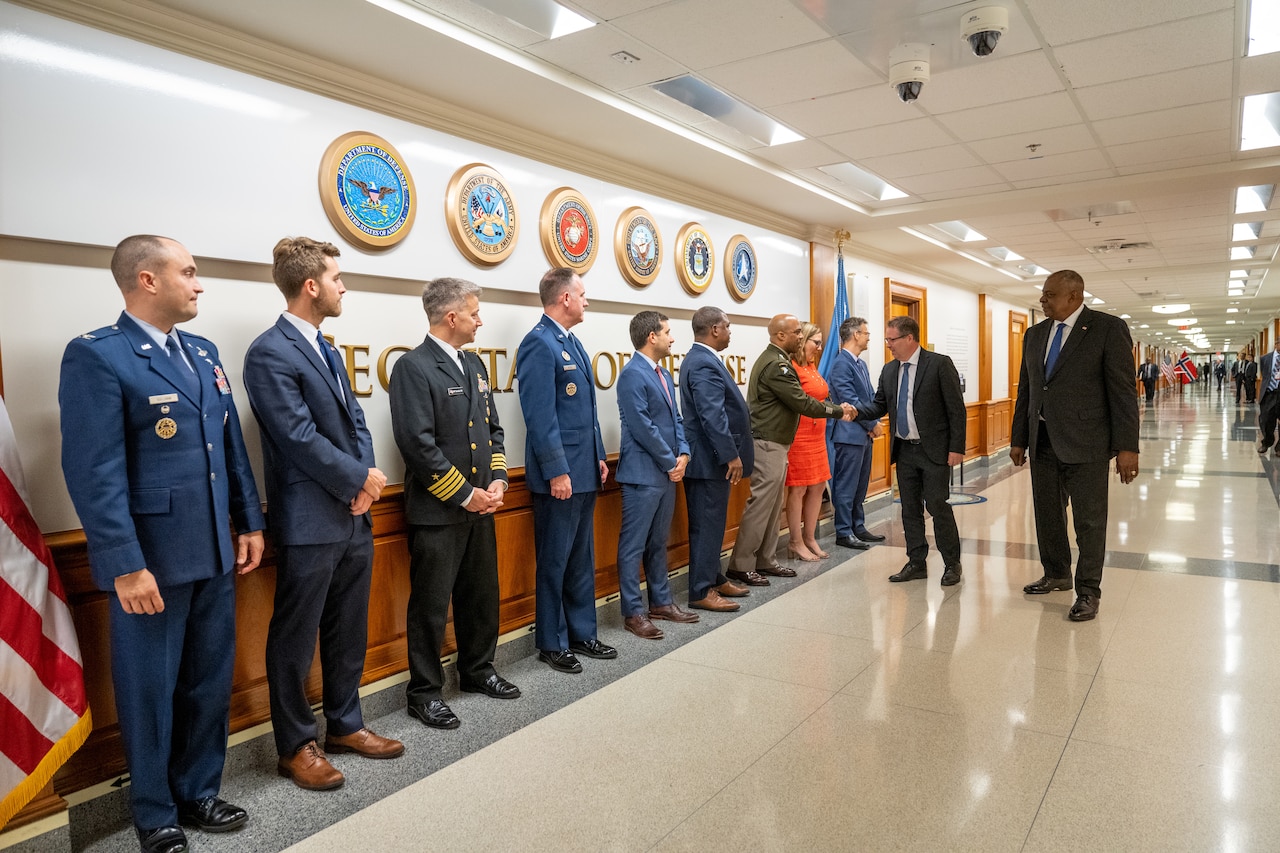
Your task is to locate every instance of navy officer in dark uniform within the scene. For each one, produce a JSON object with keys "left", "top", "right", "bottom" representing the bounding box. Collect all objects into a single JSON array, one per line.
[{"left": 59, "top": 235, "right": 265, "bottom": 853}]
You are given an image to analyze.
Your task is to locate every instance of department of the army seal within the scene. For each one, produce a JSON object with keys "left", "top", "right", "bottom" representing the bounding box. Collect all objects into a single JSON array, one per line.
[
  {"left": 676, "top": 223, "right": 714, "bottom": 295},
  {"left": 318, "top": 131, "right": 416, "bottom": 251},
  {"left": 614, "top": 207, "right": 661, "bottom": 288},
  {"left": 724, "top": 234, "right": 758, "bottom": 302},
  {"left": 446, "top": 163, "right": 520, "bottom": 266},
  {"left": 540, "top": 187, "right": 598, "bottom": 272},
  {"left": 155, "top": 418, "right": 177, "bottom": 439}
]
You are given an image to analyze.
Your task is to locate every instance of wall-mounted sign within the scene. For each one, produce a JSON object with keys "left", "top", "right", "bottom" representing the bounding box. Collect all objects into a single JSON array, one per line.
[
  {"left": 724, "top": 234, "right": 758, "bottom": 302},
  {"left": 676, "top": 222, "right": 714, "bottom": 295},
  {"left": 614, "top": 207, "right": 661, "bottom": 287},
  {"left": 539, "top": 187, "right": 598, "bottom": 272},
  {"left": 445, "top": 163, "right": 520, "bottom": 266},
  {"left": 318, "top": 131, "right": 416, "bottom": 251}
]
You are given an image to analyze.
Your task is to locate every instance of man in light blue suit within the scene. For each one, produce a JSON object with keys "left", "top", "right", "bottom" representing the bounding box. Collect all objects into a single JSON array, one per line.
[
  {"left": 516, "top": 268, "right": 618, "bottom": 674},
  {"left": 243, "top": 237, "right": 402, "bottom": 793},
  {"left": 828, "top": 316, "right": 886, "bottom": 550},
  {"left": 615, "top": 311, "right": 698, "bottom": 640},
  {"left": 59, "top": 235, "right": 265, "bottom": 853}
]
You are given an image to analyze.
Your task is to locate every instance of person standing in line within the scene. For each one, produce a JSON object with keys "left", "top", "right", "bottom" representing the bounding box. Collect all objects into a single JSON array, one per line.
[
  {"left": 852, "top": 316, "right": 966, "bottom": 586},
  {"left": 726, "top": 314, "right": 854, "bottom": 588},
  {"left": 243, "top": 237, "right": 403, "bottom": 793},
  {"left": 1011, "top": 269, "right": 1140, "bottom": 622},
  {"left": 614, "top": 311, "right": 699, "bottom": 640},
  {"left": 828, "top": 316, "right": 885, "bottom": 551},
  {"left": 680, "top": 306, "right": 753, "bottom": 613},
  {"left": 59, "top": 235, "right": 265, "bottom": 853},
  {"left": 389, "top": 277, "right": 520, "bottom": 731},
  {"left": 516, "top": 268, "right": 617, "bottom": 674},
  {"left": 784, "top": 322, "right": 834, "bottom": 562}
]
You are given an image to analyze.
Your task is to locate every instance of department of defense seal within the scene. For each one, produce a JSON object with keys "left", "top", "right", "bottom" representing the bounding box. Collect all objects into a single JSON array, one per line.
[
  {"left": 614, "top": 207, "right": 661, "bottom": 288},
  {"left": 675, "top": 223, "right": 714, "bottom": 295},
  {"left": 446, "top": 163, "right": 520, "bottom": 266},
  {"left": 540, "top": 187, "right": 598, "bottom": 272},
  {"left": 724, "top": 234, "right": 758, "bottom": 302},
  {"left": 318, "top": 131, "right": 416, "bottom": 251}
]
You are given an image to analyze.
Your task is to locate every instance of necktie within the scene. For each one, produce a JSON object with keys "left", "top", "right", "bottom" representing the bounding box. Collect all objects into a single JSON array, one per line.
[
  {"left": 165, "top": 336, "right": 199, "bottom": 396},
  {"left": 317, "top": 331, "right": 345, "bottom": 400},
  {"left": 655, "top": 365, "right": 673, "bottom": 408},
  {"left": 896, "top": 362, "right": 910, "bottom": 438},
  {"left": 1045, "top": 322, "right": 1066, "bottom": 375}
]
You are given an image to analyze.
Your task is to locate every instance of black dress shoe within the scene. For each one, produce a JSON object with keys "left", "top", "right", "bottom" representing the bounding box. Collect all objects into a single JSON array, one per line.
[
  {"left": 1023, "top": 576, "right": 1073, "bottom": 594},
  {"left": 889, "top": 562, "right": 927, "bottom": 582},
  {"left": 940, "top": 563, "right": 963, "bottom": 586},
  {"left": 138, "top": 826, "right": 188, "bottom": 853},
  {"left": 407, "top": 698, "right": 460, "bottom": 729},
  {"left": 855, "top": 529, "right": 887, "bottom": 542},
  {"left": 539, "top": 650, "right": 583, "bottom": 673},
  {"left": 459, "top": 672, "right": 521, "bottom": 699},
  {"left": 569, "top": 639, "right": 618, "bottom": 659},
  {"left": 178, "top": 797, "right": 246, "bottom": 833},
  {"left": 835, "top": 536, "right": 870, "bottom": 550},
  {"left": 1068, "top": 594, "right": 1099, "bottom": 622}
]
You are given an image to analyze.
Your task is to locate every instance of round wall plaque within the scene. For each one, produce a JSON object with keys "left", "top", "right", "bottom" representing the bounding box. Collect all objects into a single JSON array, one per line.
[
  {"left": 614, "top": 206, "right": 662, "bottom": 287},
  {"left": 318, "top": 131, "right": 416, "bottom": 251},
  {"left": 445, "top": 163, "right": 520, "bottom": 266},
  {"left": 539, "top": 187, "right": 598, "bottom": 273}
]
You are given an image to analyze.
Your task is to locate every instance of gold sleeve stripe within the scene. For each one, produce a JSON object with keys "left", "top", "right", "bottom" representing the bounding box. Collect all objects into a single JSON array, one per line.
[{"left": 428, "top": 468, "right": 467, "bottom": 501}]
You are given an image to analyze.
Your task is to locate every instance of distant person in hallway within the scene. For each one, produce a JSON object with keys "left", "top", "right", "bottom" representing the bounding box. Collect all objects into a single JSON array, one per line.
[
  {"left": 1258, "top": 339, "right": 1280, "bottom": 455},
  {"left": 614, "top": 311, "right": 698, "bottom": 640},
  {"left": 828, "top": 316, "right": 885, "bottom": 551},
  {"left": 389, "top": 277, "right": 520, "bottom": 733},
  {"left": 727, "top": 314, "right": 853, "bottom": 588},
  {"left": 784, "top": 322, "right": 834, "bottom": 562},
  {"left": 1011, "top": 269, "right": 1140, "bottom": 623},
  {"left": 1138, "top": 357, "right": 1159, "bottom": 404},
  {"left": 852, "top": 316, "right": 966, "bottom": 587},
  {"left": 680, "top": 306, "right": 753, "bottom": 613}
]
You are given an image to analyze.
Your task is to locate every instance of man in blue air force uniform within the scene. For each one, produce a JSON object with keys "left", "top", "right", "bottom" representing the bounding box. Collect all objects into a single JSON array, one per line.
[{"left": 59, "top": 235, "right": 264, "bottom": 853}]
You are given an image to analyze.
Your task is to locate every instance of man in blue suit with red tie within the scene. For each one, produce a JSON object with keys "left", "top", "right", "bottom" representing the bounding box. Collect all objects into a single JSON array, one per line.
[
  {"left": 516, "top": 268, "right": 617, "bottom": 673},
  {"left": 614, "top": 311, "right": 698, "bottom": 640},
  {"left": 828, "top": 316, "right": 886, "bottom": 550},
  {"left": 243, "top": 237, "right": 402, "bottom": 793},
  {"left": 59, "top": 235, "right": 265, "bottom": 853}
]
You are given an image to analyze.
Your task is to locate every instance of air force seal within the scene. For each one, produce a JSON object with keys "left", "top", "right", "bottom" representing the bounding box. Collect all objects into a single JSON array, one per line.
[
  {"left": 724, "top": 235, "right": 758, "bottom": 302},
  {"left": 446, "top": 163, "right": 520, "bottom": 266},
  {"left": 540, "top": 187, "right": 598, "bottom": 272},
  {"left": 676, "top": 222, "right": 714, "bottom": 295},
  {"left": 319, "top": 131, "right": 416, "bottom": 251},
  {"left": 614, "top": 206, "right": 661, "bottom": 287}
]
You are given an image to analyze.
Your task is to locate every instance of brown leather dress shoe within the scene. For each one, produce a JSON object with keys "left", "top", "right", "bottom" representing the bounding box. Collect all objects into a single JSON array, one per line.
[
  {"left": 325, "top": 727, "right": 405, "bottom": 759},
  {"left": 278, "top": 741, "right": 344, "bottom": 791},
  {"left": 715, "top": 580, "right": 750, "bottom": 597},
  {"left": 726, "top": 569, "right": 770, "bottom": 587},
  {"left": 1023, "top": 576, "right": 1073, "bottom": 594},
  {"left": 689, "top": 589, "right": 740, "bottom": 612},
  {"left": 757, "top": 563, "right": 797, "bottom": 578},
  {"left": 649, "top": 603, "right": 700, "bottom": 623},
  {"left": 624, "top": 614, "right": 664, "bottom": 639},
  {"left": 1068, "top": 594, "right": 1099, "bottom": 622}
]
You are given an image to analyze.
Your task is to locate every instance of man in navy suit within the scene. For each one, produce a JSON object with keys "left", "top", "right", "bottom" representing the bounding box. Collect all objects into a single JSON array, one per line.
[
  {"left": 243, "top": 237, "right": 402, "bottom": 793},
  {"left": 59, "top": 235, "right": 265, "bottom": 853},
  {"left": 1258, "top": 339, "right": 1280, "bottom": 455},
  {"left": 390, "top": 277, "right": 519, "bottom": 732},
  {"left": 1012, "top": 270, "right": 1140, "bottom": 622},
  {"left": 614, "top": 311, "right": 698, "bottom": 640},
  {"left": 828, "top": 316, "right": 885, "bottom": 550},
  {"left": 680, "top": 306, "right": 753, "bottom": 612},
  {"left": 516, "top": 268, "right": 617, "bottom": 674},
  {"left": 854, "top": 315, "right": 966, "bottom": 586}
]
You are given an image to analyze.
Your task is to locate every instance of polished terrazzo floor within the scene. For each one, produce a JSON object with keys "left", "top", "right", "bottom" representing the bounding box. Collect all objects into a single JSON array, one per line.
[{"left": 8, "top": 381, "right": 1279, "bottom": 852}]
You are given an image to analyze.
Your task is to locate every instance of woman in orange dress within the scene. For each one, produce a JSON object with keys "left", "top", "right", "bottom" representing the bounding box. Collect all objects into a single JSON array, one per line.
[{"left": 785, "top": 322, "right": 831, "bottom": 561}]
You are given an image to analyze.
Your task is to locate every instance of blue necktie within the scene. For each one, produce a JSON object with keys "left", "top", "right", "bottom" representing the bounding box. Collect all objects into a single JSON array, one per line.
[
  {"left": 165, "top": 336, "right": 199, "bottom": 396},
  {"left": 896, "top": 362, "right": 910, "bottom": 438},
  {"left": 1045, "top": 322, "right": 1066, "bottom": 375},
  {"left": 317, "top": 331, "right": 345, "bottom": 400}
]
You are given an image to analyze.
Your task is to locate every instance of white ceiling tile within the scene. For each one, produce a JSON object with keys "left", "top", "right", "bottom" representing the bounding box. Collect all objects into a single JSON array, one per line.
[
  {"left": 1105, "top": 129, "right": 1234, "bottom": 166},
  {"left": 1075, "top": 62, "right": 1233, "bottom": 122},
  {"left": 613, "top": 0, "right": 828, "bottom": 69},
  {"left": 703, "top": 39, "right": 881, "bottom": 108},
  {"left": 824, "top": 117, "right": 957, "bottom": 158},
  {"left": 859, "top": 145, "right": 982, "bottom": 179},
  {"left": 916, "top": 50, "right": 1066, "bottom": 113},
  {"left": 967, "top": 125, "right": 1098, "bottom": 164},
  {"left": 1093, "top": 101, "right": 1232, "bottom": 146},
  {"left": 770, "top": 85, "right": 915, "bottom": 137},
  {"left": 996, "top": 150, "right": 1112, "bottom": 182},
  {"left": 526, "top": 26, "right": 687, "bottom": 90},
  {"left": 1051, "top": 12, "right": 1235, "bottom": 88},
  {"left": 935, "top": 92, "right": 1083, "bottom": 142},
  {"left": 897, "top": 166, "right": 1009, "bottom": 195},
  {"left": 1024, "top": 0, "right": 1233, "bottom": 46}
]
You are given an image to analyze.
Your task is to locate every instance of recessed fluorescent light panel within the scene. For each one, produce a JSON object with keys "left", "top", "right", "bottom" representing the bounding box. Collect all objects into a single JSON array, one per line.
[
  {"left": 1235, "top": 185, "right": 1275, "bottom": 213},
  {"left": 1248, "top": 0, "right": 1280, "bottom": 56},
  {"left": 650, "top": 75, "right": 802, "bottom": 146},
  {"left": 1241, "top": 92, "right": 1280, "bottom": 150},
  {"left": 467, "top": 0, "right": 595, "bottom": 38},
  {"left": 819, "top": 163, "right": 908, "bottom": 201}
]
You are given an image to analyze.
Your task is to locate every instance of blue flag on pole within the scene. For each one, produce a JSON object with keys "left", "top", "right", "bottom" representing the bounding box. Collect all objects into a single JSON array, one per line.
[{"left": 818, "top": 250, "right": 849, "bottom": 380}]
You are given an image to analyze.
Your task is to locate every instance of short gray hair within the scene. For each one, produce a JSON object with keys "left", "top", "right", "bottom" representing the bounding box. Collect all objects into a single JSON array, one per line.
[{"left": 422, "top": 277, "right": 481, "bottom": 324}]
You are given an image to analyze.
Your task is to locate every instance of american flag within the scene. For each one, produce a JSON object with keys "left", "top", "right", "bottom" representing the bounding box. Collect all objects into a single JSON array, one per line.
[
  {"left": 1173, "top": 350, "right": 1198, "bottom": 384},
  {"left": 1159, "top": 354, "right": 1175, "bottom": 384}
]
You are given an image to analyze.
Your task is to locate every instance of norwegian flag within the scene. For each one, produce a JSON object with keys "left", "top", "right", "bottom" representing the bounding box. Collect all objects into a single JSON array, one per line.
[
  {"left": 1173, "top": 350, "right": 1198, "bottom": 384},
  {"left": 1159, "top": 354, "right": 1175, "bottom": 384}
]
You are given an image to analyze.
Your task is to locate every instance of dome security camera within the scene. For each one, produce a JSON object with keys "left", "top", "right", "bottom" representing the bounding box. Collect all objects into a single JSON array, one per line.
[
  {"left": 961, "top": 6, "right": 1009, "bottom": 57},
  {"left": 889, "top": 43, "right": 930, "bottom": 103}
]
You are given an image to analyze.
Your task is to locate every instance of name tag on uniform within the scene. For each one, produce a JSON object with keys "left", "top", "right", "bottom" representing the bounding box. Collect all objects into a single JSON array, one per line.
[
  {"left": 448, "top": 386, "right": 465, "bottom": 396},
  {"left": 149, "top": 393, "right": 179, "bottom": 404},
  {"left": 562, "top": 364, "right": 577, "bottom": 371}
]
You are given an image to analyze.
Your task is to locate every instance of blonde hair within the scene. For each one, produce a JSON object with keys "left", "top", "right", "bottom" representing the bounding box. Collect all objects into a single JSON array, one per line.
[{"left": 794, "top": 321, "right": 822, "bottom": 366}]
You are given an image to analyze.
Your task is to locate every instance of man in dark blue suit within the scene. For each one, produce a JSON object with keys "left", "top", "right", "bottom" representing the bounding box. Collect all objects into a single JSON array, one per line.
[
  {"left": 59, "top": 235, "right": 265, "bottom": 853},
  {"left": 680, "top": 306, "right": 753, "bottom": 612},
  {"left": 516, "top": 268, "right": 617, "bottom": 673},
  {"left": 243, "top": 237, "right": 402, "bottom": 792},
  {"left": 828, "top": 316, "right": 885, "bottom": 550},
  {"left": 614, "top": 311, "right": 697, "bottom": 640}
]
